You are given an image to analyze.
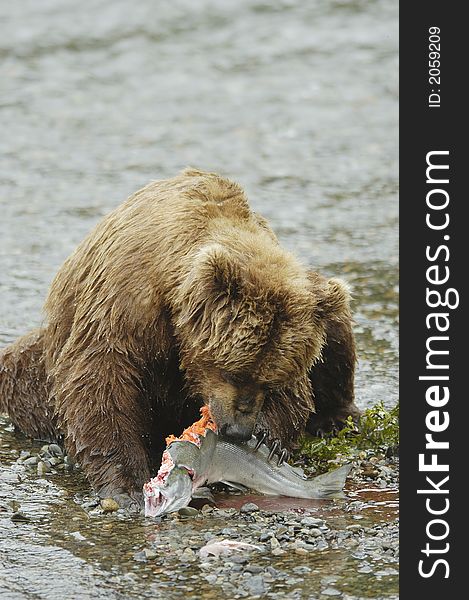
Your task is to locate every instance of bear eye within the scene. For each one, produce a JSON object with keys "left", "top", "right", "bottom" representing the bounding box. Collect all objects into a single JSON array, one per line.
[
  {"left": 260, "top": 381, "right": 282, "bottom": 394},
  {"left": 221, "top": 370, "right": 242, "bottom": 385}
]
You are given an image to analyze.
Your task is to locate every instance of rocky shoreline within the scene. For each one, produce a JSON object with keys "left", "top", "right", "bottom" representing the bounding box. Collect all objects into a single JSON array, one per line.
[{"left": 5, "top": 439, "right": 398, "bottom": 599}]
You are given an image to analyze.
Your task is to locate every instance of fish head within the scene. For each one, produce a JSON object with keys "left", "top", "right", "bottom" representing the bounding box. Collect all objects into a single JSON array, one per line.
[{"left": 144, "top": 467, "right": 193, "bottom": 517}]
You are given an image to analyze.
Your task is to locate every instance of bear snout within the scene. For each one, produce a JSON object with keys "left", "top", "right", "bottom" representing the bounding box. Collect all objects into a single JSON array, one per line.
[{"left": 219, "top": 422, "right": 253, "bottom": 442}]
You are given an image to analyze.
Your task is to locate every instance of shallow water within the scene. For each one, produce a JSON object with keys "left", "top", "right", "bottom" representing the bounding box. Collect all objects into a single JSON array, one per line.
[
  {"left": 1, "top": 0, "right": 398, "bottom": 597},
  {"left": 1, "top": 419, "right": 398, "bottom": 599}
]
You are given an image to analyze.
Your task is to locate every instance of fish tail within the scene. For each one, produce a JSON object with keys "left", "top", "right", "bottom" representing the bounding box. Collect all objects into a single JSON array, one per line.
[{"left": 308, "top": 464, "right": 352, "bottom": 498}]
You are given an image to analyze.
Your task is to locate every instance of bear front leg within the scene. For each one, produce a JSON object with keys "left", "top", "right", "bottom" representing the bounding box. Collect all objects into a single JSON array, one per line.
[
  {"left": 52, "top": 346, "right": 151, "bottom": 510},
  {"left": 306, "top": 317, "right": 360, "bottom": 437}
]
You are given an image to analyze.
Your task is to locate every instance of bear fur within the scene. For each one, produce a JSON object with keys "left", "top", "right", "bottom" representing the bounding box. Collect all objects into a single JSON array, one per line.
[{"left": 0, "top": 169, "right": 358, "bottom": 508}]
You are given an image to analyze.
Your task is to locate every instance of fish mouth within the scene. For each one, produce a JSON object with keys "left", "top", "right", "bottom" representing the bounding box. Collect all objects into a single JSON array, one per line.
[
  {"left": 144, "top": 489, "right": 191, "bottom": 517},
  {"left": 144, "top": 473, "right": 194, "bottom": 517},
  {"left": 144, "top": 489, "right": 170, "bottom": 517}
]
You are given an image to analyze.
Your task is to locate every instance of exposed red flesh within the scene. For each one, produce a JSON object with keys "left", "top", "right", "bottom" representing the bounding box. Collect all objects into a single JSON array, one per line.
[{"left": 165, "top": 405, "right": 217, "bottom": 447}]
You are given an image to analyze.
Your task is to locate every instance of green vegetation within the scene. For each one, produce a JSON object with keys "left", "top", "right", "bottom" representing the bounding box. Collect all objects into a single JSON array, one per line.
[{"left": 298, "top": 402, "right": 399, "bottom": 472}]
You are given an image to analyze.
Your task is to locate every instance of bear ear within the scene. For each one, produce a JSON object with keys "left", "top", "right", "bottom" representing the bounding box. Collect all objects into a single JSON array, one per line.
[
  {"left": 197, "top": 244, "right": 242, "bottom": 299},
  {"left": 308, "top": 273, "right": 352, "bottom": 322},
  {"left": 176, "top": 244, "right": 242, "bottom": 330}
]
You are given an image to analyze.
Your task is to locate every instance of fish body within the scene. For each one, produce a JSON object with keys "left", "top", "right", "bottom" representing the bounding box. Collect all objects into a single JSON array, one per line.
[
  {"left": 144, "top": 428, "right": 350, "bottom": 517},
  {"left": 208, "top": 433, "right": 351, "bottom": 499}
]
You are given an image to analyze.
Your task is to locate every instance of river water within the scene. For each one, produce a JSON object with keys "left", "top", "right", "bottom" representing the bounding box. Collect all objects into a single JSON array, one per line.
[{"left": 1, "top": 0, "right": 398, "bottom": 598}]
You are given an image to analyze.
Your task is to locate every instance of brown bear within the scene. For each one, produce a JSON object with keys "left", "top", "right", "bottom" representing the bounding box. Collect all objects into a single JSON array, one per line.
[{"left": 0, "top": 168, "right": 358, "bottom": 509}]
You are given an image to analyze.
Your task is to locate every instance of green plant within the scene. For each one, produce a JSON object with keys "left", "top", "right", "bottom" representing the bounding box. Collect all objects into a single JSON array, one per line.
[{"left": 297, "top": 402, "right": 399, "bottom": 472}]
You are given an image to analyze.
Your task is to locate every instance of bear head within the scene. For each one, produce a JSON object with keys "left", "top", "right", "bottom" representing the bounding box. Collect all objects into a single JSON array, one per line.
[{"left": 174, "top": 242, "right": 350, "bottom": 441}]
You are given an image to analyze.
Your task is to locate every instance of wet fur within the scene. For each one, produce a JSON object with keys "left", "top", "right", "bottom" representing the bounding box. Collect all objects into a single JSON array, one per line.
[{"left": 0, "top": 169, "right": 358, "bottom": 505}]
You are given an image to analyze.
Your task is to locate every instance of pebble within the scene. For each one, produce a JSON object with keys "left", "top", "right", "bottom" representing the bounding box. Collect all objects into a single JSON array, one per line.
[
  {"left": 133, "top": 551, "right": 147, "bottom": 562},
  {"left": 23, "top": 456, "right": 38, "bottom": 466},
  {"left": 240, "top": 502, "right": 259, "bottom": 513},
  {"left": 293, "top": 566, "right": 312, "bottom": 574},
  {"left": 357, "top": 565, "right": 373, "bottom": 574},
  {"left": 178, "top": 506, "right": 199, "bottom": 517},
  {"left": 245, "top": 565, "right": 263, "bottom": 574},
  {"left": 316, "top": 540, "right": 329, "bottom": 551},
  {"left": 321, "top": 587, "right": 342, "bottom": 596},
  {"left": 346, "top": 524, "right": 363, "bottom": 532},
  {"left": 11, "top": 511, "right": 29, "bottom": 522},
  {"left": 228, "top": 554, "right": 248, "bottom": 564},
  {"left": 374, "top": 567, "right": 398, "bottom": 577},
  {"left": 180, "top": 548, "right": 196, "bottom": 561},
  {"left": 37, "top": 461, "right": 49, "bottom": 476},
  {"left": 48, "top": 444, "right": 63, "bottom": 456},
  {"left": 101, "top": 498, "right": 119, "bottom": 513},
  {"left": 301, "top": 516, "right": 324, "bottom": 527},
  {"left": 243, "top": 575, "right": 266, "bottom": 596},
  {"left": 308, "top": 527, "right": 323, "bottom": 538}
]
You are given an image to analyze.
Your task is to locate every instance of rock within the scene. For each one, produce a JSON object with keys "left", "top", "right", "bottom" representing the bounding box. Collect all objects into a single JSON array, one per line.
[
  {"left": 143, "top": 548, "right": 158, "bottom": 560},
  {"left": 180, "top": 547, "right": 196, "bottom": 561},
  {"left": 37, "top": 461, "right": 50, "bottom": 476},
  {"left": 316, "top": 540, "right": 329, "bottom": 551},
  {"left": 276, "top": 526, "right": 288, "bottom": 536},
  {"left": 321, "top": 587, "right": 342, "bottom": 596},
  {"left": 308, "top": 527, "right": 323, "bottom": 538},
  {"left": 270, "top": 537, "right": 280, "bottom": 549},
  {"left": 293, "top": 566, "right": 312, "bottom": 574},
  {"left": 346, "top": 524, "right": 363, "bottom": 532},
  {"left": 240, "top": 502, "right": 259, "bottom": 513},
  {"left": 23, "top": 456, "right": 38, "bottom": 466},
  {"left": 228, "top": 554, "right": 248, "bottom": 564},
  {"left": 48, "top": 444, "right": 63, "bottom": 456},
  {"left": 245, "top": 565, "right": 263, "bottom": 574},
  {"left": 361, "top": 464, "right": 379, "bottom": 478},
  {"left": 357, "top": 565, "right": 373, "bottom": 574},
  {"left": 11, "top": 511, "right": 29, "bottom": 522},
  {"left": 178, "top": 506, "right": 199, "bottom": 517},
  {"left": 133, "top": 551, "right": 147, "bottom": 562},
  {"left": 272, "top": 547, "right": 286, "bottom": 556},
  {"left": 101, "top": 498, "right": 119, "bottom": 513},
  {"left": 374, "top": 567, "right": 398, "bottom": 576},
  {"left": 243, "top": 575, "right": 266, "bottom": 596},
  {"left": 301, "top": 516, "right": 324, "bottom": 527}
]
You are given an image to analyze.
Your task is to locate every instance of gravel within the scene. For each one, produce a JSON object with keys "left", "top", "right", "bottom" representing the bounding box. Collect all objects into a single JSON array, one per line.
[{"left": 5, "top": 434, "right": 399, "bottom": 599}]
